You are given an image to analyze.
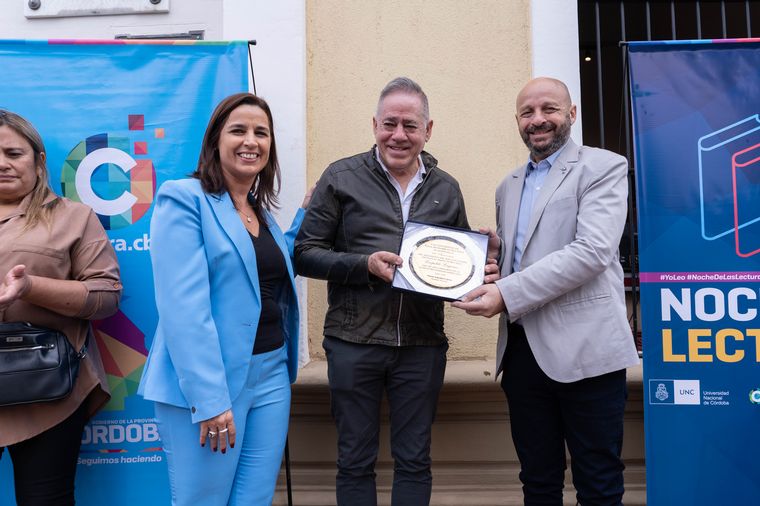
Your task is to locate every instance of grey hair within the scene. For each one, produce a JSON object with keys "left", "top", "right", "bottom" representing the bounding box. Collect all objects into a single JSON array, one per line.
[{"left": 376, "top": 77, "right": 430, "bottom": 121}]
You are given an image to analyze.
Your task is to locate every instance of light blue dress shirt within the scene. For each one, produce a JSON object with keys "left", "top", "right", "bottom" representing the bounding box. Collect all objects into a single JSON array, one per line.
[{"left": 512, "top": 144, "right": 567, "bottom": 273}]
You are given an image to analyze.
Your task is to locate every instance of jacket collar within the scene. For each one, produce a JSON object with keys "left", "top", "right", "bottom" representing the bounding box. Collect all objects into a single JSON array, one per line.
[
  {"left": 522, "top": 139, "right": 579, "bottom": 248},
  {"left": 204, "top": 190, "right": 296, "bottom": 295},
  {"left": 501, "top": 140, "right": 580, "bottom": 273}
]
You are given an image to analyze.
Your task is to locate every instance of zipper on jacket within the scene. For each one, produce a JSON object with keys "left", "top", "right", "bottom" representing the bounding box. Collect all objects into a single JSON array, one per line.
[
  {"left": 395, "top": 169, "right": 435, "bottom": 347},
  {"left": 396, "top": 293, "right": 403, "bottom": 346},
  {"left": 384, "top": 177, "right": 405, "bottom": 348},
  {"left": 378, "top": 157, "right": 433, "bottom": 348}
]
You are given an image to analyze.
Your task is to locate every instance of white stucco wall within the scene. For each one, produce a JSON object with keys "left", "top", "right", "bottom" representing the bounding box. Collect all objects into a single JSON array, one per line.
[
  {"left": 221, "top": 0, "right": 307, "bottom": 232},
  {"left": 530, "top": 0, "right": 583, "bottom": 144},
  {"left": 1, "top": 0, "right": 223, "bottom": 38}
]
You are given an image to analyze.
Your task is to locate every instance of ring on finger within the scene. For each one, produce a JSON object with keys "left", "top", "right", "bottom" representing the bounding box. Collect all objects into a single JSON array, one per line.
[
  {"left": 219, "top": 427, "right": 229, "bottom": 434},
  {"left": 208, "top": 430, "right": 217, "bottom": 438}
]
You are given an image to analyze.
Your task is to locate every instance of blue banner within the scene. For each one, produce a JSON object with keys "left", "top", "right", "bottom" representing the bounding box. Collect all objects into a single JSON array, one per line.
[
  {"left": 629, "top": 40, "right": 760, "bottom": 505},
  {"left": 0, "top": 39, "right": 247, "bottom": 505}
]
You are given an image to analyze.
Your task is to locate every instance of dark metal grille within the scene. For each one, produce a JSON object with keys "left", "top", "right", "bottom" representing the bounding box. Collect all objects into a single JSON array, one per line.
[
  {"left": 579, "top": 1, "right": 760, "bottom": 155},
  {"left": 577, "top": 1, "right": 760, "bottom": 348}
]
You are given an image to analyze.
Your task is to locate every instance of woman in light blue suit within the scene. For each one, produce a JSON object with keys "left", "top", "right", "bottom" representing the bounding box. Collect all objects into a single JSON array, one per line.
[{"left": 138, "top": 93, "right": 310, "bottom": 505}]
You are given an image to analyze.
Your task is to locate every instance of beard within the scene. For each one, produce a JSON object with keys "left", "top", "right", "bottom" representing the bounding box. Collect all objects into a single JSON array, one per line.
[{"left": 521, "top": 113, "right": 572, "bottom": 160}]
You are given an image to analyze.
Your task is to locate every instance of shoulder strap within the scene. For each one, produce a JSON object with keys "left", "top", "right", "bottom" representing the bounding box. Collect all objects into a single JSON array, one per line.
[{"left": 76, "top": 327, "right": 91, "bottom": 360}]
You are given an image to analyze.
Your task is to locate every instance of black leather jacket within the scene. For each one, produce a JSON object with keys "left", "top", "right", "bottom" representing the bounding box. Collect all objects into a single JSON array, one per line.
[{"left": 294, "top": 147, "right": 469, "bottom": 346}]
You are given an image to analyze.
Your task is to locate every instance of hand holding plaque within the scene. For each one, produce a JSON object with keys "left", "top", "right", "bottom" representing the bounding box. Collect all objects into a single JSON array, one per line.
[{"left": 392, "top": 221, "right": 488, "bottom": 301}]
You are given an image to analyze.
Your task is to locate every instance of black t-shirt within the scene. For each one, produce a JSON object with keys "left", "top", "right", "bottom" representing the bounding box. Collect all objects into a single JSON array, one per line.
[{"left": 250, "top": 225, "right": 288, "bottom": 354}]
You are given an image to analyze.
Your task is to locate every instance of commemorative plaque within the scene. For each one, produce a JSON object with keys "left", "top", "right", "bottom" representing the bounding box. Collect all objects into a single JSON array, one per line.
[
  {"left": 409, "top": 236, "right": 474, "bottom": 289},
  {"left": 392, "top": 221, "right": 488, "bottom": 301}
]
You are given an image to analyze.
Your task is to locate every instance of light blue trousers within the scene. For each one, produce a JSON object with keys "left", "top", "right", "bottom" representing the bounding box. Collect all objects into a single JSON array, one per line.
[{"left": 154, "top": 346, "right": 291, "bottom": 506}]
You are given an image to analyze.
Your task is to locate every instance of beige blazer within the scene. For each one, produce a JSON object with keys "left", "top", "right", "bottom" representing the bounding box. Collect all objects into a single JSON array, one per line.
[
  {"left": 494, "top": 140, "right": 639, "bottom": 382},
  {"left": 0, "top": 193, "right": 121, "bottom": 446}
]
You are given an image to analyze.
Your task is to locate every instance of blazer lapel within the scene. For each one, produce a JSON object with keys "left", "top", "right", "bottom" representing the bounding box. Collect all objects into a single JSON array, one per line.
[
  {"left": 501, "top": 167, "right": 525, "bottom": 275},
  {"left": 523, "top": 141, "right": 579, "bottom": 245},
  {"left": 205, "top": 191, "right": 261, "bottom": 300}
]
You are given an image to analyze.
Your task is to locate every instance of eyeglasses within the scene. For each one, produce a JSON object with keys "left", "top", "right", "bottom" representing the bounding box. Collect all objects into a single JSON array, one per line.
[{"left": 378, "top": 120, "right": 423, "bottom": 134}]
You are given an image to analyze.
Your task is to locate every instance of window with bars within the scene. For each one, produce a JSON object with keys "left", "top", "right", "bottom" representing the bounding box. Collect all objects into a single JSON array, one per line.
[{"left": 579, "top": 0, "right": 759, "bottom": 157}]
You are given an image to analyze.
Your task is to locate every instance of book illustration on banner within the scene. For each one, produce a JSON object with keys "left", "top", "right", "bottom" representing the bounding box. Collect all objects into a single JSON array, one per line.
[
  {"left": 392, "top": 220, "right": 488, "bottom": 301},
  {"left": 731, "top": 142, "right": 760, "bottom": 257},
  {"left": 698, "top": 115, "right": 760, "bottom": 247}
]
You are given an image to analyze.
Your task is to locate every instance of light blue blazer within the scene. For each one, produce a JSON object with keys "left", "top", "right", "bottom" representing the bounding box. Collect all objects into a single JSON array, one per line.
[{"left": 138, "top": 179, "right": 304, "bottom": 423}]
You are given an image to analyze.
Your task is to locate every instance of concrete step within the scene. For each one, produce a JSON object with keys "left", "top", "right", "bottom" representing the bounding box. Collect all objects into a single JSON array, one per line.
[
  {"left": 273, "top": 463, "right": 646, "bottom": 506},
  {"left": 274, "top": 485, "right": 647, "bottom": 506}
]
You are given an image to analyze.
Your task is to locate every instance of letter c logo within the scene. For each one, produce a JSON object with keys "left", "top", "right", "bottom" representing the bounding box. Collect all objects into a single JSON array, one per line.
[{"left": 74, "top": 148, "right": 138, "bottom": 216}]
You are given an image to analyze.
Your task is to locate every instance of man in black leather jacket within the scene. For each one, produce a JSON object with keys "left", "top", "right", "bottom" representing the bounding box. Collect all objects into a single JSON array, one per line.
[{"left": 295, "top": 77, "right": 468, "bottom": 506}]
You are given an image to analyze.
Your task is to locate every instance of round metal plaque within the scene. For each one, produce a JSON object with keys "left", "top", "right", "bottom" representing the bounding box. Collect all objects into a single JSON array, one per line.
[{"left": 408, "top": 236, "right": 474, "bottom": 289}]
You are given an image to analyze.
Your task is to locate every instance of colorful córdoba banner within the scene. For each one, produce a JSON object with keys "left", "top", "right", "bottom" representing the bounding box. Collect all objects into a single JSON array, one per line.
[{"left": 0, "top": 39, "right": 247, "bottom": 505}]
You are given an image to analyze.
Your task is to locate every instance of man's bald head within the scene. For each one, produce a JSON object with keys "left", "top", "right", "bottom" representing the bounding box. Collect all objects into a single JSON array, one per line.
[
  {"left": 516, "top": 77, "right": 572, "bottom": 112},
  {"left": 515, "top": 77, "right": 576, "bottom": 161}
]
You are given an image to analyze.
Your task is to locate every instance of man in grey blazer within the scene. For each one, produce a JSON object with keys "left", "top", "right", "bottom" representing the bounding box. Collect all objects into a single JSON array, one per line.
[{"left": 454, "top": 77, "right": 639, "bottom": 505}]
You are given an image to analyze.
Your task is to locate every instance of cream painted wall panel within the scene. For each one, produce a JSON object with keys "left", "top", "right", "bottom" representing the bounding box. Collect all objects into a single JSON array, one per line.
[{"left": 306, "top": 0, "right": 532, "bottom": 359}]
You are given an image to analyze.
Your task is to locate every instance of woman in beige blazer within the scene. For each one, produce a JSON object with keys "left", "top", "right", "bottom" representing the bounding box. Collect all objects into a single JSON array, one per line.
[{"left": 0, "top": 110, "right": 121, "bottom": 505}]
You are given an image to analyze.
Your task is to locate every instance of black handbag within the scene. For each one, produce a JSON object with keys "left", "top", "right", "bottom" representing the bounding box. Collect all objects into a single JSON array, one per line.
[{"left": 0, "top": 322, "right": 88, "bottom": 407}]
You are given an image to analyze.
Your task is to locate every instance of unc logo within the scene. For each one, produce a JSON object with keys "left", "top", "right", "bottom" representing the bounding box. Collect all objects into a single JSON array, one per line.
[
  {"left": 61, "top": 115, "right": 159, "bottom": 230},
  {"left": 749, "top": 388, "right": 760, "bottom": 404},
  {"left": 655, "top": 383, "right": 669, "bottom": 401}
]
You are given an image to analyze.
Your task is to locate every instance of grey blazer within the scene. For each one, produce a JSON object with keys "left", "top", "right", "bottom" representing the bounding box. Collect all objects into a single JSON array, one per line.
[{"left": 494, "top": 140, "right": 640, "bottom": 382}]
